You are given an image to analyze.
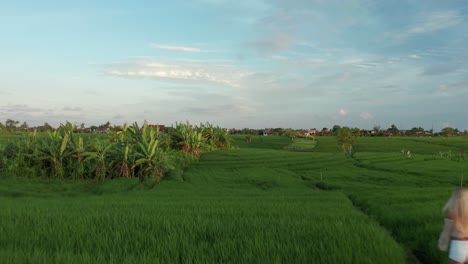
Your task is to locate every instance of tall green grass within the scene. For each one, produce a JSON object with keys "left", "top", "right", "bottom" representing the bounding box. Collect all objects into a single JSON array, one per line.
[{"left": 0, "top": 174, "right": 404, "bottom": 263}]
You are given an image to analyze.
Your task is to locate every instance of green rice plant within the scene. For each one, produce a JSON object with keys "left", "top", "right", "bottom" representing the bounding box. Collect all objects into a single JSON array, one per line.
[
  {"left": 0, "top": 168, "right": 405, "bottom": 264},
  {"left": 284, "top": 138, "right": 317, "bottom": 151}
]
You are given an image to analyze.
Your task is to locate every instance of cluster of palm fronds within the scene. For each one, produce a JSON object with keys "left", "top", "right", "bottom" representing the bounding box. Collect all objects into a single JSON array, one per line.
[{"left": 0, "top": 121, "right": 233, "bottom": 181}]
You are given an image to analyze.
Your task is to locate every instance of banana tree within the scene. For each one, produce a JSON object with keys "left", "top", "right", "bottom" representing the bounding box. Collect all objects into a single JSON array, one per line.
[
  {"left": 69, "top": 135, "right": 86, "bottom": 179},
  {"left": 133, "top": 137, "right": 172, "bottom": 182},
  {"left": 172, "top": 121, "right": 206, "bottom": 157},
  {"left": 203, "top": 123, "right": 232, "bottom": 150},
  {"left": 84, "top": 141, "right": 114, "bottom": 180},
  {"left": 109, "top": 124, "right": 134, "bottom": 178},
  {"left": 37, "top": 131, "right": 73, "bottom": 178}
]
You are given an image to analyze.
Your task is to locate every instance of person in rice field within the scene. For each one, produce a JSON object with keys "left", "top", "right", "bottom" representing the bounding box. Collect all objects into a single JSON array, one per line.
[{"left": 439, "top": 187, "right": 468, "bottom": 263}]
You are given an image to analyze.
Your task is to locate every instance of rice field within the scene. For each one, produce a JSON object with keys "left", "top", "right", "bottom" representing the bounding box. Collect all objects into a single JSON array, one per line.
[{"left": 1, "top": 133, "right": 468, "bottom": 263}]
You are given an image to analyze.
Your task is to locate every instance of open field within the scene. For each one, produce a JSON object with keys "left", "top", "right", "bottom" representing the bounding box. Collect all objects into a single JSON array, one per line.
[{"left": 1, "top": 134, "right": 468, "bottom": 263}]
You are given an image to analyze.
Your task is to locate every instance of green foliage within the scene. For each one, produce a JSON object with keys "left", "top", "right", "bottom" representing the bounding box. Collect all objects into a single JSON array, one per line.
[
  {"left": 441, "top": 127, "right": 457, "bottom": 137},
  {"left": 283, "top": 138, "right": 317, "bottom": 151},
  {"left": 335, "top": 127, "right": 357, "bottom": 155},
  {"left": 172, "top": 121, "right": 205, "bottom": 156},
  {"left": 0, "top": 121, "right": 234, "bottom": 181}
]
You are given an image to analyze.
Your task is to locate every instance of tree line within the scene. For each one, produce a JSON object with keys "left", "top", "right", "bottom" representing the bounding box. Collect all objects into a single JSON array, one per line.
[
  {"left": 231, "top": 124, "right": 465, "bottom": 137},
  {"left": 0, "top": 119, "right": 464, "bottom": 137}
]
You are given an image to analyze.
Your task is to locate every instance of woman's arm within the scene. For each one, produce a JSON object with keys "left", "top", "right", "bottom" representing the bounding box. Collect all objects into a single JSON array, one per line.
[{"left": 439, "top": 217, "right": 454, "bottom": 251}]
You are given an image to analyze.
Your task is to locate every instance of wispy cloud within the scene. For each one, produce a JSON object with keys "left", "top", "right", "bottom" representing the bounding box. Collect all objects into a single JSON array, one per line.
[
  {"left": 243, "top": 33, "right": 293, "bottom": 54},
  {"left": 360, "top": 112, "right": 374, "bottom": 120},
  {"left": 436, "top": 80, "right": 468, "bottom": 92},
  {"left": 393, "top": 10, "right": 463, "bottom": 42},
  {"left": 339, "top": 109, "right": 348, "bottom": 116},
  {"left": 0, "top": 104, "right": 41, "bottom": 113},
  {"left": 62, "top": 106, "right": 83, "bottom": 112},
  {"left": 106, "top": 58, "right": 247, "bottom": 88},
  {"left": 422, "top": 62, "right": 461, "bottom": 76},
  {"left": 407, "top": 10, "right": 463, "bottom": 34},
  {"left": 151, "top": 44, "right": 211, "bottom": 52}
]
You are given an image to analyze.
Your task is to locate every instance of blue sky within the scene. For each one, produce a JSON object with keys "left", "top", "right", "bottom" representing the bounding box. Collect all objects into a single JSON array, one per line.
[{"left": 1, "top": 0, "right": 467, "bottom": 130}]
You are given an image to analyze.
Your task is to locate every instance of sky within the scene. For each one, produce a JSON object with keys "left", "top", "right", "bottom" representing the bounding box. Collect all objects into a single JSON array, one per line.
[{"left": 0, "top": 0, "right": 467, "bottom": 130}]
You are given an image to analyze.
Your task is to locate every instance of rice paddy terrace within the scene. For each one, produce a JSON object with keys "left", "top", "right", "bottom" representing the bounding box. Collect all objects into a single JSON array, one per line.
[{"left": 1, "top": 134, "right": 468, "bottom": 263}]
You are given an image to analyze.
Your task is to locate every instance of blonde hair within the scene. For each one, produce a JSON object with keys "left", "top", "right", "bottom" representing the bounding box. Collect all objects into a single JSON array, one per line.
[{"left": 444, "top": 187, "right": 468, "bottom": 234}]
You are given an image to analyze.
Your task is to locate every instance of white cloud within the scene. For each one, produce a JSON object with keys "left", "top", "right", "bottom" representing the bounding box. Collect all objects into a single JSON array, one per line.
[
  {"left": 360, "top": 112, "right": 374, "bottom": 120},
  {"left": 339, "top": 109, "right": 348, "bottom": 116},
  {"left": 63, "top": 106, "right": 83, "bottom": 112},
  {"left": 151, "top": 44, "right": 208, "bottom": 52},
  {"left": 408, "top": 54, "right": 420, "bottom": 59},
  {"left": 106, "top": 58, "right": 246, "bottom": 88},
  {"left": 407, "top": 10, "right": 463, "bottom": 34}
]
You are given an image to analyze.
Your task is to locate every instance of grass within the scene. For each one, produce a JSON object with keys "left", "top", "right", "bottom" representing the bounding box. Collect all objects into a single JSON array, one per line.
[
  {"left": 0, "top": 173, "right": 404, "bottom": 263},
  {"left": 2, "top": 133, "right": 468, "bottom": 263}
]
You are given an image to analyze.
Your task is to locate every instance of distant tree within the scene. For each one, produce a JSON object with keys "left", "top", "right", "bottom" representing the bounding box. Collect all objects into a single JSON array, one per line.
[
  {"left": 332, "top": 125, "right": 341, "bottom": 134},
  {"left": 241, "top": 128, "right": 251, "bottom": 135},
  {"left": 373, "top": 125, "right": 385, "bottom": 136},
  {"left": 407, "top": 127, "right": 425, "bottom": 136},
  {"left": 34, "top": 122, "right": 51, "bottom": 132},
  {"left": 273, "top": 128, "right": 285, "bottom": 136},
  {"left": 387, "top": 124, "right": 399, "bottom": 135},
  {"left": 284, "top": 129, "right": 299, "bottom": 141},
  {"left": 98, "top": 121, "right": 111, "bottom": 131},
  {"left": 351, "top": 127, "right": 361, "bottom": 136},
  {"left": 441, "top": 127, "right": 455, "bottom": 137},
  {"left": 0, "top": 122, "right": 4, "bottom": 131},
  {"left": 39, "top": 122, "right": 54, "bottom": 132},
  {"left": 336, "top": 127, "right": 357, "bottom": 155},
  {"left": 5, "top": 119, "right": 19, "bottom": 130},
  {"left": 20, "top": 121, "right": 29, "bottom": 130},
  {"left": 80, "top": 123, "right": 85, "bottom": 129}
]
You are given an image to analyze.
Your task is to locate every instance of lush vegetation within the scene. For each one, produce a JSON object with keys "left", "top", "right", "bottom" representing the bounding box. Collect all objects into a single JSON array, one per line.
[
  {"left": 0, "top": 121, "right": 232, "bottom": 182},
  {"left": 1, "top": 131, "right": 468, "bottom": 263}
]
